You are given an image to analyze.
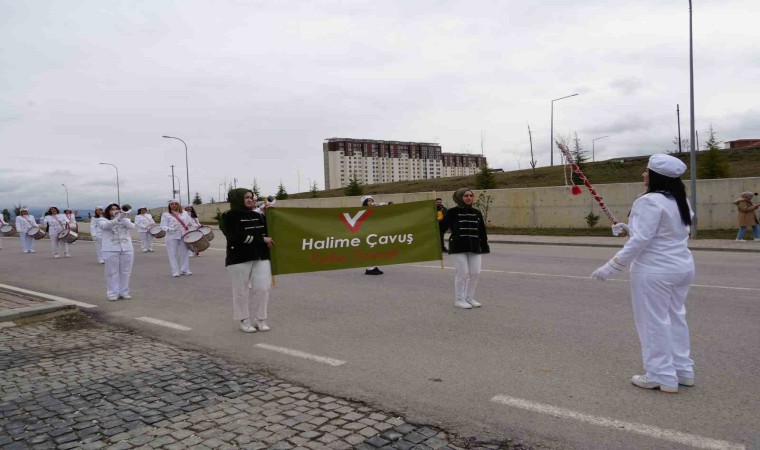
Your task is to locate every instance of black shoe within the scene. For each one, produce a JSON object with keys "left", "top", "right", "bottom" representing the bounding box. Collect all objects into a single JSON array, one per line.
[
  {"left": 365, "top": 268, "right": 383, "bottom": 275},
  {"left": 442, "top": 247, "right": 448, "bottom": 254}
]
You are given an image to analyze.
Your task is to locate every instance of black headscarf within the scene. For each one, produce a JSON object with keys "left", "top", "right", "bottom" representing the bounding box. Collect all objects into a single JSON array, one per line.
[{"left": 228, "top": 188, "right": 253, "bottom": 211}]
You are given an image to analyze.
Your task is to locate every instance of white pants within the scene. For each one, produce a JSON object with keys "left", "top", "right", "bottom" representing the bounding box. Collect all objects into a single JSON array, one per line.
[
  {"left": 50, "top": 233, "right": 68, "bottom": 255},
  {"left": 630, "top": 270, "right": 695, "bottom": 388},
  {"left": 228, "top": 260, "right": 272, "bottom": 321},
  {"left": 103, "top": 251, "right": 134, "bottom": 297},
  {"left": 138, "top": 232, "right": 153, "bottom": 251},
  {"left": 449, "top": 252, "right": 482, "bottom": 303},
  {"left": 20, "top": 233, "right": 34, "bottom": 252},
  {"left": 94, "top": 237, "right": 104, "bottom": 261},
  {"left": 166, "top": 238, "right": 190, "bottom": 275}
]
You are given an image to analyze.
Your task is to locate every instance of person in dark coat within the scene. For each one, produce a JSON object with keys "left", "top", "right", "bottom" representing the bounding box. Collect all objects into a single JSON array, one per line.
[
  {"left": 219, "top": 188, "right": 274, "bottom": 333},
  {"left": 440, "top": 188, "right": 490, "bottom": 309},
  {"left": 436, "top": 197, "right": 448, "bottom": 253}
]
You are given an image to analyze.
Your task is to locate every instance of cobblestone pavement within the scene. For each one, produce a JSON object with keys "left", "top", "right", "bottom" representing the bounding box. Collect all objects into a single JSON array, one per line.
[{"left": 0, "top": 314, "right": 522, "bottom": 450}]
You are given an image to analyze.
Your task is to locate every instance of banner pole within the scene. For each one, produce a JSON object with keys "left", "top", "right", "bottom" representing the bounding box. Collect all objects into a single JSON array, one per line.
[{"left": 272, "top": 275, "right": 276, "bottom": 287}]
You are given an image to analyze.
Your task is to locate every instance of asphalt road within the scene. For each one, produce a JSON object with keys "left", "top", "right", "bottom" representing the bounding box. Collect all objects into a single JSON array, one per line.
[{"left": 1, "top": 236, "right": 758, "bottom": 450}]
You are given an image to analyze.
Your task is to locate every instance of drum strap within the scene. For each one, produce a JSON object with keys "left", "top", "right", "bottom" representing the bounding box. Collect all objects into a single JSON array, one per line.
[
  {"left": 172, "top": 213, "right": 189, "bottom": 231},
  {"left": 25, "top": 217, "right": 35, "bottom": 226}
]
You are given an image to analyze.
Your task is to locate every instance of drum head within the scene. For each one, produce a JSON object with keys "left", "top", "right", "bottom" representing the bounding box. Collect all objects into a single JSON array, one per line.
[
  {"left": 183, "top": 230, "right": 204, "bottom": 243},
  {"left": 27, "top": 227, "right": 40, "bottom": 236},
  {"left": 0, "top": 225, "right": 12, "bottom": 232},
  {"left": 57, "top": 230, "right": 68, "bottom": 239},
  {"left": 199, "top": 226, "right": 211, "bottom": 235}
]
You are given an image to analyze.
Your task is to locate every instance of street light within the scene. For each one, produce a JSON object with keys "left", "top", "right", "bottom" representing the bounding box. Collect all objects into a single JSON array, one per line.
[
  {"left": 688, "top": 0, "right": 698, "bottom": 238},
  {"left": 592, "top": 136, "right": 610, "bottom": 162},
  {"left": 218, "top": 183, "right": 224, "bottom": 203},
  {"left": 163, "top": 136, "right": 190, "bottom": 208},
  {"left": 61, "top": 184, "right": 70, "bottom": 209},
  {"left": 169, "top": 175, "right": 182, "bottom": 205},
  {"left": 99, "top": 162, "right": 120, "bottom": 204},
  {"left": 550, "top": 93, "right": 579, "bottom": 166}
]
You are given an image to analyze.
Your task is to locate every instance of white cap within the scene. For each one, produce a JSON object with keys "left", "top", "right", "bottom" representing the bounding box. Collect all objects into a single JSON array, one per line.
[
  {"left": 360, "top": 195, "right": 374, "bottom": 206},
  {"left": 647, "top": 154, "right": 687, "bottom": 178},
  {"left": 95, "top": 206, "right": 103, "bottom": 210},
  {"left": 167, "top": 198, "right": 180, "bottom": 204},
  {"left": 20, "top": 206, "right": 29, "bottom": 211}
]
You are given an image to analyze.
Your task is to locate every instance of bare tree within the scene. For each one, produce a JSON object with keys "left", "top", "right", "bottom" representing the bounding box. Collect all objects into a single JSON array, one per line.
[{"left": 528, "top": 124, "right": 537, "bottom": 173}]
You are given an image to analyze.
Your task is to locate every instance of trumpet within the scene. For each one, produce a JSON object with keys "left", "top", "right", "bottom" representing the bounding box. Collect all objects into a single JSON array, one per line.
[
  {"left": 255, "top": 196, "right": 276, "bottom": 209},
  {"left": 120, "top": 204, "right": 133, "bottom": 214}
]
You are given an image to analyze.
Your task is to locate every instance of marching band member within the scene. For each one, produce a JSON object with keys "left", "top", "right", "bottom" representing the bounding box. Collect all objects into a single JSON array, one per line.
[
  {"left": 16, "top": 207, "right": 36, "bottom": 253},
  {"left": 440, "top": 188, "right": 490, "bottom": 309},
  {"left": 219, "top": 188, "right": 274, "bottom": 333},
  {"left": 0, "top": 216, "right": 5, "bottom": 250},
  {"left": 100, "top": 203, "right": 135, "bottom": 300},
  {"left": 64, "top": 209, "right": 78, "bottom": 232},
  {"left": 91, "top": 206, "right": 106, "bottom": 263},
  {"left": 591, "top": 154, "right": 695, "bottom": 394},
  {"left": 361, "top": 195, "right": 383, "bottom": 275},
  {"left": 184, "top": 205, "right": 202, "bottom": 257},
  {"left": 160, "top": 199, "right": 192, "bottom": 277},
  {"left": 134, "top": 207, "right": 156, "bottom": 253},
  {"left": 42, "top": 206, "right": 70, "bottom": 258}
]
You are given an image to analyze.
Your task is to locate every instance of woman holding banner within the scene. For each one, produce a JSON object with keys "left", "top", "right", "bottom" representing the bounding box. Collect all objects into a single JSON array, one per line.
[
  {"left": 440, "top": 188, "right": 490, "bottom": 309},
  {"left": 219, "top": 188, "right": 274, "bottom": 333}
]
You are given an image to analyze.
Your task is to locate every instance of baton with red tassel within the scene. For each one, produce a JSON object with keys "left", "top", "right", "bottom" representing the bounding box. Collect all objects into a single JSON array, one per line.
[{"left": 556, "top": 142, "right": 619, "bottom": 225}]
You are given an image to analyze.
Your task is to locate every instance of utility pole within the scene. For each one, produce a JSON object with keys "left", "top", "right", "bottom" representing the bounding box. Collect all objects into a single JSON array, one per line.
[
  {"left": 170, "top": 165, "right": 176, "bottom": 200},
  {"left": 677, "top": 104, "right": 683, "bottom": 153}
]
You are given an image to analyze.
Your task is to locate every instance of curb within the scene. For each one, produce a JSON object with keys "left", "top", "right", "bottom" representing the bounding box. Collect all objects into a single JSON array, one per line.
[
  {"left": 0, "top": 302, "right": 77, "bottom": 323},
  {"left": 488, "top": 239, "right": 760, "bottom": 253}
]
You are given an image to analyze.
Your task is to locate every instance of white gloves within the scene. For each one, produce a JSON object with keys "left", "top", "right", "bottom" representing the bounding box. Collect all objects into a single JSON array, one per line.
[
  {"left": 590, "top": 258, "right": 626, "bottom": 281},
  {"left": 612, "top": 222, "right": 630, "bottom": 236}
]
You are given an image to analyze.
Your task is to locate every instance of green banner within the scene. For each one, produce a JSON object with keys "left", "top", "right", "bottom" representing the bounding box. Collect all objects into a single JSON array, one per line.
[{"left": 267, "top": 201, "right": 442, "bottom": 275}]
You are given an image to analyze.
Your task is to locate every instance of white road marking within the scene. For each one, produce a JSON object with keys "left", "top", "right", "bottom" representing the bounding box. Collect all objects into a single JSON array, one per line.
[
  {"left": 490, "top": 395, "right": 745, "bottom": 450},
  {"left": 134, "top": 317, "right": 192, "bottom": 331},
  {"left": 410, "top": 265, "right": 760, "bottom": 292},
  {"left": 0, "top": 283, "right": 98, "bottom": 308},
  {"left": 0, "top": 322, "right": 16, "bottom": 329},
  {"left": 255, "top": 343, "right": 346, "bottom": 366}
]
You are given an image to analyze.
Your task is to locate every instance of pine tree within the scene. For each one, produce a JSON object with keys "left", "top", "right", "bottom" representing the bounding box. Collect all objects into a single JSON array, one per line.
[
  {"left": 275, "top": 182, "right": 289, "bottom": 200},
  {"left": 571, "top": 132, "right": 589, "bottom": 185},
  {"left": 343, "top": 174, "right": 364, "bottom": 196},
  {"left": 698, "top": 125, "right": 730, "bottom": 179},
  {"left": 310, "top": 181, "right": 319, "bottom": 198},
  {"left": 192, "top": 192, "right": 202, "bottom": 205},
  {"left": 475, "top": 163, "right": 496, "bottom": 189}
]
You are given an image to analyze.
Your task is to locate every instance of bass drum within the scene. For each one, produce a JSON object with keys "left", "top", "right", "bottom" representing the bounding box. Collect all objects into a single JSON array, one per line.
[
  {"left": 0, "top": 224, "right": 16, "bottom": 236},
  {"left": 199, "top": 226, "right": 214, "bottom": 242},
  {"left": 58, "top": 228, "right": 79, "bottom": 244},
  {"left": 183, "top": 230, "right": 210, "bottom": 253},
  {"left": 27, "top": 226, "right": 46, "bottom": 240},
  {"left": 148, "top": 225, "right": 165, "bottom": 238}
]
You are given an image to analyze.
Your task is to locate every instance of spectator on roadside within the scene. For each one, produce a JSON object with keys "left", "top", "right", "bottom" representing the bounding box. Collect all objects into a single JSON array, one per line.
[
  {"left": 361, "top": 195, "right": 383, "bottom": 275},
  {"left": 436, "top": 197, "right": 448, "bottom": 253},
  {"left": 733, "top": 192, "right": 759, "bottom": 242}
]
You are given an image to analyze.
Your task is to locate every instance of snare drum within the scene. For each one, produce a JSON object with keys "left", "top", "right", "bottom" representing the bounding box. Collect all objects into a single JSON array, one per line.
[
  {"left": 183, "top": 230, "right": 210, "bottom": 253},
  {"left": 148, "top": 225, "right": 165, "bottom": 238},
  {"left": 0, "top": 224, "right": 16, "bottom": 236},
  {"left": 27, "top": 226, "right": 46, "bottom": 240},
  {"left": 199, "top": 226, "right": 215, "bottom": 242},
  {"left": 58, "top": 228, "right": 79, "bottom": 244}
]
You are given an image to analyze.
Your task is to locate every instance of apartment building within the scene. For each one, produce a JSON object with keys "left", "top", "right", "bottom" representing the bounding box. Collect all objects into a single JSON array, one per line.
[{"left": 323, "top": 138, "right": 487, "bottom": 189}]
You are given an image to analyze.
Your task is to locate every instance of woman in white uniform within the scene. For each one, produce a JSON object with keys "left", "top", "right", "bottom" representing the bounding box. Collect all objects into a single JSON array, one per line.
[
  {"left": 160, "top": 199, "right": 192, "bottom": 277},
  {"left": 134, "top": 207, "right": 156, "bottom": 253},
  {"left": 591, "top": 154, "right": 695, "bottom": 393},
  {"left": 91, "top": 206, "right": 106, "bottom": 264},
  {"left": 15, "top": 207, "right": 37, "bottom": 253},
  {"left": 183, "top": 205, "right": 202, "bottom": 257},
  {"left": 100, "top": 203, "right": 135, "bottom": 300},
  {"left": 42, "top": 206, "right": 70, "bottom": 258}
]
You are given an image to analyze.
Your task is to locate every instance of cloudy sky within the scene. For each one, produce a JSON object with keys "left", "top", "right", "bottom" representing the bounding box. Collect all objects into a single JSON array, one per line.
[{"left": 1, "top": 0, "right": 758, "bottom": 210}]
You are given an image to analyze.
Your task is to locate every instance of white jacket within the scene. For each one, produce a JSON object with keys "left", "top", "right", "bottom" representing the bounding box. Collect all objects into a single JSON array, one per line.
[
  {"left": 134, "top": 213, "right": 156, "bottom": 232},
  {"left": 160, "top": 211, "right": 193, "bottom": 240},
  {"left": 91, "top": 217, "right": 104, "bottom": 238},
  {"left": 100, "top": 217, "right": 135, "bottom": 252},
  {"left": 64, "top": 213, "right": 78, "bottom": 231},
  {"left": 612, "top": 193, "right": 694, "bottom": 273},
  {"left": 16, "top": 215, "right": 36, "bottom": 233},
  {"left": 42, "top": 214, "right": 69, "bottom": 235}
]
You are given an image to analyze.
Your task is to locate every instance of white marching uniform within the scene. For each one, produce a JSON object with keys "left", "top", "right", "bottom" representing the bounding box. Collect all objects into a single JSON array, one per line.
[
  {"left": 100, "top": 215, "right": 135, "bottom": 299},
  {"left": 605, "top": 193, "right": 695, "bottom": 389},
  {"left": 91, "top": 217, "right": 105, "bottom": 263},
  {"left": 160, "top": 211, "right": 192, "bottom": 276},
  {"left": 42, "top": 214, "right": 70, "bottom": 256},
  {"left": 16, "top": 215, "right": 36, "bottom": 253},
  {"left": 65, "top": 213, "right": 78, "bottom": 232},
  {"left": 134, "top": 213, "right": 156, "bottom": 252}
]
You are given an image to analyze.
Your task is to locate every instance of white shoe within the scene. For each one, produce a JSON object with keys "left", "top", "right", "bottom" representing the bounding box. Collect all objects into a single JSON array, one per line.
[
  {"left": 172, "top": 273, "right": 180, "bottom": 277},
  {"left": 23, "top": 250, "right": 29, "bottom": 254},
  {"left": 142, "top": 249, "right": 149, "bottom": 253},
  {"left": 735, "top": 239, "right": 746, "bottom": 242},
  {"left": 181, "top": 271, "right": 192, "bottom": 276},
  {"left": 631, "top": 375, "right": 678, "bottom": 393},
  {"left": 239, "top": 319, "right": 256, "bottom": 333},
  {"left": 98, "top": 260, "right": 105, "bottom": 264},
  {"left": 63, "top": 253, "right": 70, "bottom": 258},
  {"left": 466, "top": 298, "right": 482, "bottom": 308},
  {"left": 118, "top": 294, "right": 132, "bottom": 300},
  {"left": 107, "top": 296, "right": 118, "bottom": 301},
  {"left": 255, "top": 320, "right": 270, "bottom": 332},
  {"left": 54, "top": 253, "right": 60, "bottom": 259},
  {"left": 29, "top": 250, "right": 35, "bottom": 253},
  {"left": 454, "top": 300, "right": 472, "bottom": 309},
  {"left": 148, "top": 249, "right": 154, "bottom": 252},
  {"left": 677, "top": 375, "right": 694, "bottom": 386}
]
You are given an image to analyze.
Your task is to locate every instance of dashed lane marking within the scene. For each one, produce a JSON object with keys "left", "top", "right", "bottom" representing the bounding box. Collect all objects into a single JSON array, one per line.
[
  {"left": 134, "top": 316, "right": 192, "bottom": 331},
  {"left": 490, "top": 395, "right": 745, "bottom": 450},
  {"left": 0, "top": 283, "right": 98, "bottom": 308},
  {"left": 409, "top": 265, "right": 760, "bottom": 292},
  {"left": 255, "top": 343, "right": 346, "bottom": 366}
]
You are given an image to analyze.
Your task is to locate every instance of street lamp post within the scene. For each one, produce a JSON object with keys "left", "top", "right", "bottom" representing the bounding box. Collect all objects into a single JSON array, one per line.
[
  {"left": 550, "top": 93, "right": 579, "bottom": 166},
  {"left": 591, "top": 136, "right": 610, "bottom": 162},
  {"left": 61, "top": 184, "right": 70, "bottom": 209},
  {"left": 99, "top": 163, "right": 120, "bottom": 204},
  {"left": 218, "top": 183, "right": 224, "bottom": 203},
  {"left": 163, "top": 136, "right": 190, "bottom": 208},
  {"left": 688, "top": 0, "right": 698, "bottom": 238}
]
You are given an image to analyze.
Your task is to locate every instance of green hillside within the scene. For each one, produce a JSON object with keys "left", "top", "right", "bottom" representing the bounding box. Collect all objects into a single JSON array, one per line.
[{"left": 292, "top": 146, "right": 760, "bottom": 199}]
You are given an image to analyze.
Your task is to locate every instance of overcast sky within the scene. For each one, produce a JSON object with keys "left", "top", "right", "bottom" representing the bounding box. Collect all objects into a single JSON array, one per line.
[{"left": 1, "top": 0, "right": 758, "bottom": 211}]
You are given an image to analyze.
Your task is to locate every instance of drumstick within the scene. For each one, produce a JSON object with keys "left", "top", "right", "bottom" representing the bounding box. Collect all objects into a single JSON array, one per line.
[{"left": 556, "top": 142, "right": 619, "bottom": 225}]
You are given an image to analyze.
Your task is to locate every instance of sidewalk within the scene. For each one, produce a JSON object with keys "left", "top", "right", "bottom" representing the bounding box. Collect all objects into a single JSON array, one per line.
[
  {"left": 0, "top": 316, "right": 517, "bottom": 450},
  {"left": 0, "top": 288, "right": 76, "bottom": 326},
  {"left": 487, "top": 234, "right": 760, "bottom": 253}
]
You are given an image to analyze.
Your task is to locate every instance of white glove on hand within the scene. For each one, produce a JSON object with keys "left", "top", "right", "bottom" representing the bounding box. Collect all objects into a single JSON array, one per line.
[
  {"left": 591, "top": 264, "right": 614, "bottom": 281},
  {"left": 612, "top": 222, "right": 630, "bottom": 236}
]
